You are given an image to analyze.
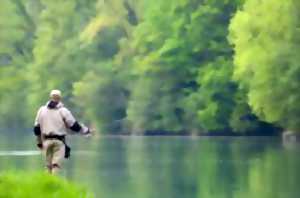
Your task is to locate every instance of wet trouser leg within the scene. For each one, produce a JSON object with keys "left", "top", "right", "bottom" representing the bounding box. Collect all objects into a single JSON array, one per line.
[{"left": 44, "top": 139, "right": 65, "bottom": 174}]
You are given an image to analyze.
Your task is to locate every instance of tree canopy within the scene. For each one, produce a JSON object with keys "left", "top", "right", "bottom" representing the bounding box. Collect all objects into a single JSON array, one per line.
[
  {"left": 229, "top": 0, "right": 300, "bottom": 131},
  {"left": 0, "top": 0, "right": 292, "bottom": 135}
]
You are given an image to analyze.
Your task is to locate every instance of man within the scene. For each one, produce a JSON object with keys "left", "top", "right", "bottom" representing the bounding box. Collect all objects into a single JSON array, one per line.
[{"left": 34, "top": 89, "right": 91, "bottom": 174}]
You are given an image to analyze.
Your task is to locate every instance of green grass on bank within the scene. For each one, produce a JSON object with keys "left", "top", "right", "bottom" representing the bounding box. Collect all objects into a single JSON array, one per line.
[{"left": 0, "top": 171, "right": 94, "bottom": 198}]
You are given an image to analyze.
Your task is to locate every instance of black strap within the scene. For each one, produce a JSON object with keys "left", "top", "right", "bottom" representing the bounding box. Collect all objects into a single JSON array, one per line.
[
  {"left": 34, "top": 125, "right": 41, "bottom": 136},
  {"left": 43, "top": 134, "right": 65, "bottom": 142}
]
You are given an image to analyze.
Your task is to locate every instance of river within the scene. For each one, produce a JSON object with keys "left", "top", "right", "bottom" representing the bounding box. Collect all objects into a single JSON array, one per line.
[{"left": 0, "top": 134, "right": 299, "bottom": 198}]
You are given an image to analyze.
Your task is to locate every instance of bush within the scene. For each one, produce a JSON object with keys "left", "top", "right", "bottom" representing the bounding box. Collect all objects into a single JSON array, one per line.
[{"left": 0, "top": 171, "right": 94, "bottom": 198}]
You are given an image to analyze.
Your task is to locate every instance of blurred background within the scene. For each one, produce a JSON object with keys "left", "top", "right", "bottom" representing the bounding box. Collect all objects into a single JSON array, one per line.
[{"left": 1, "top": 0, "right": 299, "bottom": 136}]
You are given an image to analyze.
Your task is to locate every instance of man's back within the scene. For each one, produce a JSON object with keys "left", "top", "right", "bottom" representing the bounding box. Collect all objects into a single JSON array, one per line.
[{"left": 37, "top": 105, "right": 67, "bottom": 136}]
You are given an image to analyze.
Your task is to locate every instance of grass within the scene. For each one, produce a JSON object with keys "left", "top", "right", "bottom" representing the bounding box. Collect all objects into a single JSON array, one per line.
[{"left": 0, "top": 171, "right": 94, "bottom": 198}]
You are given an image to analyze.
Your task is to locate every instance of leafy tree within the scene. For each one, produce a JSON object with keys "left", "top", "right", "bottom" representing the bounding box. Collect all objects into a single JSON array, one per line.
[
  {"left": 0, "top": 0, "right": 283, "bottom": 135},
  {"left": 125, "top": 0, "right": 245, "bottom": 133},
  {"left": 73, "top": 63, "right": 127, "bottom": 134},
  {"left": 229, "top": 0, "right": 300, "bottom": 131},
  {"left": 0, "top": 0, "right": 36, "bottom": 128},
  {"left": 72, "top": 0, "right": 132, "bottom": 133},
  {"left": 26, "top": 0, "right": 97, "bottom": 117}
]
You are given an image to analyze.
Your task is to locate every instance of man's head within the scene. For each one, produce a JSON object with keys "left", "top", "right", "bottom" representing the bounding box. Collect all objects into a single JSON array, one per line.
[{"left": 49, "top": 89, "right": 62, "bottom": 102}]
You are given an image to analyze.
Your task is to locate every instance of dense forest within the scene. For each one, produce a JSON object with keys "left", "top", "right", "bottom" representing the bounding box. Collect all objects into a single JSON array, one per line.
[{"left": 0, "top": 0, "right": 299, "bottom": 135}]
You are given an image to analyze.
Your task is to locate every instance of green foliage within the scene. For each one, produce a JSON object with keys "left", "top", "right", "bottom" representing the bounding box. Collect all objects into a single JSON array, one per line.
[
  {"left": 0, "top": 171, "right": 93, "bottom": 198},
  {"left": 229, "top": 90, "right": 261, "bottom": 133},
  {"left": 229, "top": 0, "right": 300, "bottom": 131},
  {"left": 27, "top": 0, "right": 97, "bottom": 115},
  {"left": 73, "top": 64, "right": 127, "bottom": 134},
  {"left": 196, "top": 58, "right": 236, "bottom": 131},
  {"left": 0, "top": 0, "right": 287, "bottom": 135},
  {"left": 0, "top": 0, "right": 33, "bottom": 57},
  {"left": 0, "top": 0, "right": 35, "bottom": 128},
  {"left": 0, "top": 67, "right": 28, "bottom": 127},
  {"left": 72, "top": 1, "right": 129, "bottom": 133},
  {"left": 127, "top": 74, "right": 184, "bottom": 133},
  {"left": 123, "top": 0, "right": 245, "bottom": 133}
]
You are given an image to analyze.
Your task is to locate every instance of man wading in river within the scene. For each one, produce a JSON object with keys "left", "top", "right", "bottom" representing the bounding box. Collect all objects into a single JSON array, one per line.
[{"left": 33, "top": 89, "right": 91, "bottom": 174}]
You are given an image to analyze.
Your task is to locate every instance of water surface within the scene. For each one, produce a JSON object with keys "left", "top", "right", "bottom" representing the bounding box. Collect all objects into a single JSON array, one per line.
[{"left": 0, "top": 134, "right": 299, "bottom": 198}]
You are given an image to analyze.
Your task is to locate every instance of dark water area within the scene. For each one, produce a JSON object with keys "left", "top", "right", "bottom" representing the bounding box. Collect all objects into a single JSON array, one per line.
[{"left": 0, "top": 133, "right": 299, "bottom": 198}]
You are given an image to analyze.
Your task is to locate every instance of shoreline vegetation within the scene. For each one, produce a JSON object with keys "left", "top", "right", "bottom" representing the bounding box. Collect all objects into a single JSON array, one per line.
[
  {"left": 0, "top": 0, "right": 299, "bottom": 136},
  {"left": 107, "top": 129, "right": 282, "bottom": 137},
  {"left": 0, "top": 171, "right": 94, "bottom": 198}
]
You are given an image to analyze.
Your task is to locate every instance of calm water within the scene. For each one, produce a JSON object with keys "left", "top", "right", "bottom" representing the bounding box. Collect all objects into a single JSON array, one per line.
[{"left": 0, "top": 134, "right": 299, "bottom": 198}]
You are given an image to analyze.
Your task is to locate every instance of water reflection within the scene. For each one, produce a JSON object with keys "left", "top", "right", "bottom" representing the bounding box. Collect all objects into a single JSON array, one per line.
[{"left": 0, "top": 135, "right": 299, "bottom": 198}]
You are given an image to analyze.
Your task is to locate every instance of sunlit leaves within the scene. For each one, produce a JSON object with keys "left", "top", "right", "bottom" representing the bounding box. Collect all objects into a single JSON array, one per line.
[{"left": 229, "top": 0, "right": 300, "bottom": 130}]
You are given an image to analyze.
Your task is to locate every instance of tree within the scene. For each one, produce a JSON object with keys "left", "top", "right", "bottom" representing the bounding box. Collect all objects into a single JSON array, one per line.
[
  {"left": 125, "top": 0, "right": 245, "bottom": 133},
  {"left": 229, "top": 0, "right": 300, "bottom": 131},
  {"left": 72, "top": 0, "right": 133, "bottom": 133},
  {"left": 0, "top": 0, "right": 36, "bottom": 128},
  {"left": 26, "top": 0, "right": 97, "bottom": 118}
]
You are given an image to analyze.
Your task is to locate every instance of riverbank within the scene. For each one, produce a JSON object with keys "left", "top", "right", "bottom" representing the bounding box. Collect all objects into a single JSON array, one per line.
[
  {"left": 0, "top": 171, "right": 93, "bottom": 198},
  {"left": 283, "top": 131, "right": 300, "bottom": 146},
  {"left": 107, "top": 128, "right": 282, "bottom": 136}
]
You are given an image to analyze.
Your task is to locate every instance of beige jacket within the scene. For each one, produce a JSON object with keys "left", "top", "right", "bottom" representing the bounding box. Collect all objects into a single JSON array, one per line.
[{"left": 35, "top": 102, "right": 88, "bottom": 136}]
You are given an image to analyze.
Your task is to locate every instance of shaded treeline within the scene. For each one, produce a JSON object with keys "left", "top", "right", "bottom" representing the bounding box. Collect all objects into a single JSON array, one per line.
[{"left": 0, "top": 0, "right": 299, "bottom": 135}]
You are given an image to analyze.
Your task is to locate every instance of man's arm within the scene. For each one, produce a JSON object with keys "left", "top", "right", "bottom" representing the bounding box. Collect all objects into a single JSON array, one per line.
[
  {"left": 60, "top": 108, "right": 91, "bottom": 135},
  {"left": 33, "top": 107, "right": 43, "bottom": 149}
]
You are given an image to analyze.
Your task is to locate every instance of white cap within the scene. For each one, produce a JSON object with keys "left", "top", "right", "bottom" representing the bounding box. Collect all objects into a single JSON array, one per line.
[{"left": 50, "top": 89, "right": 62, "bottom": 98}]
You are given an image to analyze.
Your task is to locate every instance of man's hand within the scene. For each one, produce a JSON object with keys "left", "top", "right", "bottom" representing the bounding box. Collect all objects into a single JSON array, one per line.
[{"left": 83, "top": 128, "right": 93, "bottom": 137}]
